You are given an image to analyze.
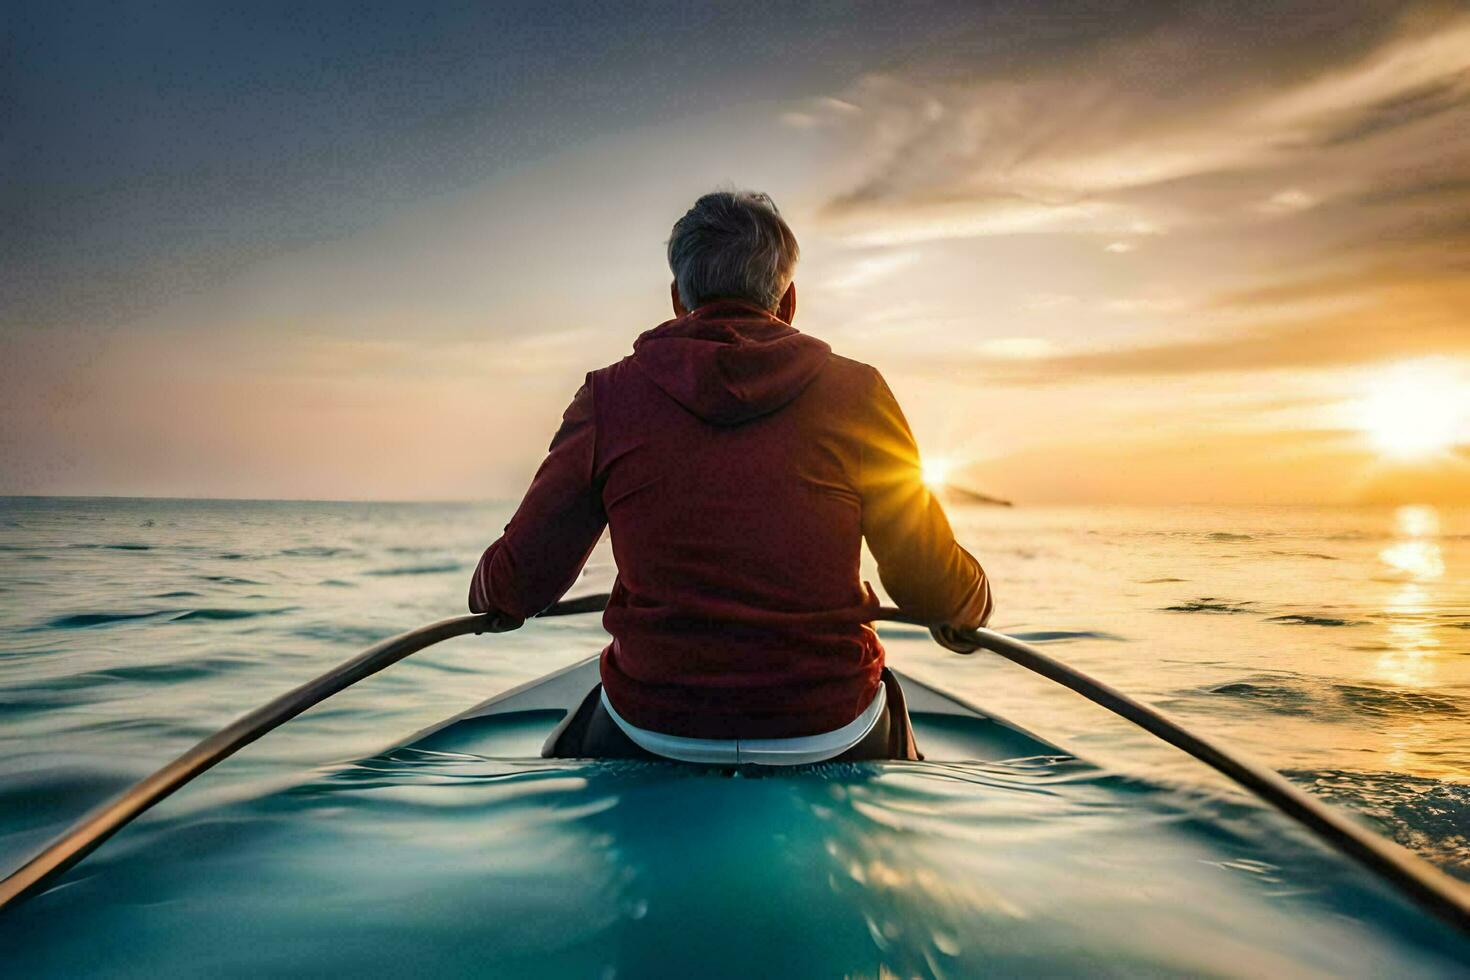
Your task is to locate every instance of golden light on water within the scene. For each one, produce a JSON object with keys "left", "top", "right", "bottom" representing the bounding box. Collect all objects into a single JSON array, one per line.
[
  {"left": 1354, "top": 360, "right": 1469, "bottom": 461},
  {"left": 1374, "top": 505, "right": 1444, "bottom": 689}
]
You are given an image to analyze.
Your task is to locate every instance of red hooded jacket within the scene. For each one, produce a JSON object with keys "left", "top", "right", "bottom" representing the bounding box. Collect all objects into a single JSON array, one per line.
[{"left": 470, "top": 299, "right": 991, "bottom": 738}]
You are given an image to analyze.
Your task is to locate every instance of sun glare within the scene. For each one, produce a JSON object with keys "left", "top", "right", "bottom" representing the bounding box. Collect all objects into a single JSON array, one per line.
[
  {"left": 1354, "top": 361, "right": 1469, "bottom": 460},
  {"left": 921, "top": 456, "right": 951, "bottom": 489}
]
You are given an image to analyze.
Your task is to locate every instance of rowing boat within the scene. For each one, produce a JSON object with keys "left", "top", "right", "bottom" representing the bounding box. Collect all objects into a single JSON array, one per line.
[{"left": 2, "top": 597, "right": 1468, "bottom": 976}]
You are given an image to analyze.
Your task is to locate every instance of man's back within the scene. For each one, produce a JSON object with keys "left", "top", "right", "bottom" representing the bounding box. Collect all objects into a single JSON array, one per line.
[
  {"left": 471, "top": 298, "right": 989, "bottom": 740},
  {"left": 469, "top": 188, "right": 989, "bottom": 750},
  {"left": 599, "top": 300, "right": 888, "bottom": 739}
]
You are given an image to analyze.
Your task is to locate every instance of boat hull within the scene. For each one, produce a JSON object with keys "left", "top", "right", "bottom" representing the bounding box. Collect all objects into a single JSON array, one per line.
[{"left": 393, "top": 656, "right": 1067, "bottom": 765}]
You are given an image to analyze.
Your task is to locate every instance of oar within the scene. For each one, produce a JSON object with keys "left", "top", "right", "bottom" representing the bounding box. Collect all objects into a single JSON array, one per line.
[{"left": 2, "top": 593, "right": 1467, "bottom": 937}]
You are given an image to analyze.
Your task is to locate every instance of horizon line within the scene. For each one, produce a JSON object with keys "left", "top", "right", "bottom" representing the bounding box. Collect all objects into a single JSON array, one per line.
[{"left": 0, "top": 493, "right": 1459, "bottom": 510}]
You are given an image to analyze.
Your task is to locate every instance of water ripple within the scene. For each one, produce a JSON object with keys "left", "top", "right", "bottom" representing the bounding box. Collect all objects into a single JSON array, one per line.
[
  {"left": 1164, "top": 598, "right": 1254, "bottom": 614},
  {"left": 1266, "top": 614, "right": 1365, "bottom": 627},
  {"left": 39, "top": 606, "right": 298, "bottom": 629},
  {"left": 1010, "top": 629, "right": 1127, "bottom": 643},
  {"left": 42, "top": 610, "right": 172, "bottom": 629},
  {"left": 172, "top": 606, "right": 298, "bottom": 622},
  {"left": 364, "top": 562, "right": 465, "bottom": 576}
]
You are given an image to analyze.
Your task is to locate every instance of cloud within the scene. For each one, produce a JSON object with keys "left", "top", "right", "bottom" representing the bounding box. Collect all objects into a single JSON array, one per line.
[
  {"left": 973, "top": 337, "right": 1055, "bottom": 360},
  {"left": 778, "top": 96, "right": 862, "bottom": 130},
  {"left": 1102, "top": 297, "right": 1185, "bottom": 315},
  {"left": 1256, "top": 188, "right": 1320, "bottom": 214},
  {"left": 821, "top": 249, "right": 922, "bottom": 290},
  {"left": 814, "top": 5, "right": 1470, "bottom": 244},
  {"left": 959, "top": 282, "right": 1470, "bottom": 382}
]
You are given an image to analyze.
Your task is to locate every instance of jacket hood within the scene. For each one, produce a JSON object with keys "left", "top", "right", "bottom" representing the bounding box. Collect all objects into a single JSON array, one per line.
[{"left": 631, "top": 299, "right": 831, "bottom": 425}]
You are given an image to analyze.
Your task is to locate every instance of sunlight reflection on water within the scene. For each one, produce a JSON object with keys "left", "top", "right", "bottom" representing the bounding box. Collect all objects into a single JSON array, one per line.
[{"left": 1376, "top": 506, "right": 1444, "bottom": 690}]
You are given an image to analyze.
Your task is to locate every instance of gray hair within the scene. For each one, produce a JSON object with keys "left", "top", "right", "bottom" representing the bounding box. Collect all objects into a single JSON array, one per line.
[{"left": 666, "top": 190, "right": 800, "bottom": 313}]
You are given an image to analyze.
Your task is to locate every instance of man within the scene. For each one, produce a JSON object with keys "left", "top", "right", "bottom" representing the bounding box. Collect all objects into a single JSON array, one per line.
[{"left": 469, "top": 190, "right": 991, "bottom": 763}]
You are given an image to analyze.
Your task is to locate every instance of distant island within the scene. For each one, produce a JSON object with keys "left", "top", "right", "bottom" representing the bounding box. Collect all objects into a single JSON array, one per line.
[{"left": 941, "top": 485, "right": 1014, "bottom": 507}]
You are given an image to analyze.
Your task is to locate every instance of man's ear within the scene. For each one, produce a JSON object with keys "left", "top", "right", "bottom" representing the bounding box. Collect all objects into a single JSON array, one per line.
[
  {"left": 671, "top": 281, "right": 689, "bottom": 317},
  {"left": 775, "top": 281, "right": 796, "bottom": 324}
]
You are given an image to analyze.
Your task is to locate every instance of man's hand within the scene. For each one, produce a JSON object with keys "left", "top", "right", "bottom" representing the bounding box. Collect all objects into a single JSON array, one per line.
[{"left": 930, "top": 623, "right": 982, "bottom": 654}]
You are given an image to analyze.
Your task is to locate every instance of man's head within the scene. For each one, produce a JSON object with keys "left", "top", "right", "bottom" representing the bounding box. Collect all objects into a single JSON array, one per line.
[{"left": 667, "top": 190, "right": 799, "bottom": 322}]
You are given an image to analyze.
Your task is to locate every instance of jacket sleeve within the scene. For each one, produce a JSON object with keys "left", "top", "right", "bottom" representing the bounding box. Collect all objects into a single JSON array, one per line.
[
  {"left": 469, "top": 376, "right": 607, "bottom": 618},
  {"left": 858, "top": 368, "right": 992, "bottom": 628}
]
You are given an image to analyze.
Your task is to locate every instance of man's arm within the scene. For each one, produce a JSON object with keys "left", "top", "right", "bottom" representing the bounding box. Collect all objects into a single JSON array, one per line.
[
  {"left": 469, "top": 377, "right": 607, "bottom": 619},
  {"left": 858, "top": 368, "right": 992, "bottom": 629}
]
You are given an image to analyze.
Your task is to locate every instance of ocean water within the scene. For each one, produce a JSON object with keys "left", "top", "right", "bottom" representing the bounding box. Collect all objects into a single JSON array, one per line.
[{"left": 1, "top": 496, "right": 1467, "bottom": 975}]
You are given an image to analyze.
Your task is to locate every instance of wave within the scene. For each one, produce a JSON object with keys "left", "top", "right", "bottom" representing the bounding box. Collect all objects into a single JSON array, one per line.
[
  {"left": 1270, "top": 550, "right": 1338, "bottom": 560},
  {"left": 171, "top": 606, "right": 298, "bottom": 622},
  {"left": 67, "top": 716, "right": 214, "bottom": 740},
  {"left": 1196, "top": 676, "right": 1468, "bottom": 722},
  {"left": 66, "top": 542, "right": 153, "bottom": 551},
  {"left": 1332, "top": 684, "right": 1463, "bottom": 718},
  {"left": 40, "top": 605, "right": 297, "bottom": 629},
  {"left": 1206, "top": 532, "right": 1254, "bottom": 541},
  {"left": 0, "top": 689, "right": 109, "bottom": 713},
  {"left": 87, "top": 657, "right": 251, "bottom": 684},
  {"left": 1201, "top": 679, "right": 1316, "bottom": 716},
  {"left": 364, "top": 562, "right": 464, "bottom": 576},
  {"left": 0, "top": 765, "right": 142, "bottom": 832},
  {"left": 1164, "top": 600, "right": 1373, "bottom": 630},
  {"left": 279, "top": 546, "right": 358, "bottom": 558},
  {"left": 1010, "top": 629, "right": 1127, "bottom": 643},
  {"left": 1266, "top": 614, "right": 1364, "bottom": 627},
  {"left": 197, "top": 575, "right": 264, "bottom": 586},
  {"left": 1285, "top": 768, "right": 1470, "bottom": 880},
  {"left": 1164, "top": 598, "right": 1253, "bottom": 614},
  {"left": 43, "top": 610, "right": 172, "bottom": 629}
]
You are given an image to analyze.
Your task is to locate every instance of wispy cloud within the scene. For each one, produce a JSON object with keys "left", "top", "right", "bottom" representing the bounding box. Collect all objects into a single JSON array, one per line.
[
  {"left": 779, "top": 96, "right": 861, "bottom": 130},
  {"left": 821, "top": 249, "right": 922, "bottom": 290},
  {"left": 811, "top": 5, "right": 1470, "bottom": 244},
  {"left": 958, "top": 281, "right": 1470, "bottom": 382},
  {"left": 1256, "top": 188, "right": 1321, "bottom": 215}
]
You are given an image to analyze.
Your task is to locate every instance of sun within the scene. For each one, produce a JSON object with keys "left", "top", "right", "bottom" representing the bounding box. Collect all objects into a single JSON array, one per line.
[
  {"left": 921, "top": 456, "right": 951, "bottom": 489},
  {"left": 1354, "top": 360, "right": 1468, "bottom": 461}
]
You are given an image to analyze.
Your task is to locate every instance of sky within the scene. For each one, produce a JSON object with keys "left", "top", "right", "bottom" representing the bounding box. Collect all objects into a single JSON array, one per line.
[{"left": 3, "top": 0, "right": 1468, "bottom": 504}]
